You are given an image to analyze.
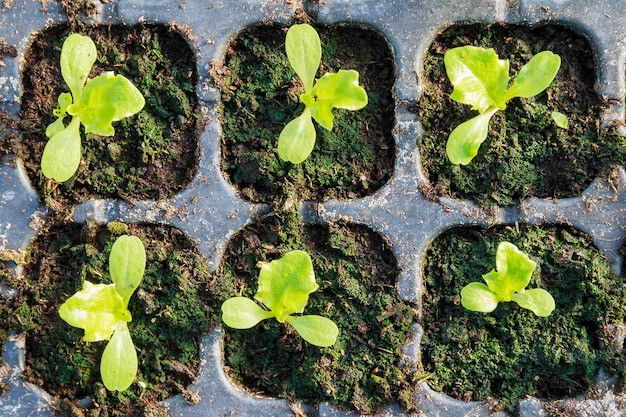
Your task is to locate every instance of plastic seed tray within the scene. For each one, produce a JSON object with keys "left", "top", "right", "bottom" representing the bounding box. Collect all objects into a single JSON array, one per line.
[{"left": 1, "top": 0, "right": 626, "bottom": 416}]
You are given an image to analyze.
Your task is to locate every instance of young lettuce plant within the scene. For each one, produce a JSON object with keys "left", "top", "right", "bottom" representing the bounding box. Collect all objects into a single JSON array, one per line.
[
  {"left": 278, "top": 23, "right": 368, "bottom": 164},
  {"left": 58, "top": 234, "right": 146, "bottom": 391},
  {"left": 221, "top": 250, "right": 339, "bottom": 347},
  {"left": 461, "top": 241, "right": 555, "bottom": 317},
  {"left": 42, "top": 33, "right": 145, "bottom": 182},
  {"left": 444, "top": 45, "right": 561, "bottom": 165}
]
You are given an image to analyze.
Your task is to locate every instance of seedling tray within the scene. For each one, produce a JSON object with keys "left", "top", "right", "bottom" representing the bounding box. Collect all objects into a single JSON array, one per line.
[{"left": 1, "top": 0, "right": 626, "bottom": 416}]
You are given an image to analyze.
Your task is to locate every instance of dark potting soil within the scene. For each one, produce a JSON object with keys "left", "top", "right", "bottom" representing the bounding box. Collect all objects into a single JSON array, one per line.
[
  {"left": 421, "top": 224, "right": 626, "bottom": 413},
  {"left": 216, "top": 23, "right": 395, "bottom": 203},
  {"left": 212, "top": 212, "right": 419, "bottom": 414},
  {"left": 14, "top": 222, "right": 214, "bottom": 417},
  {"left": 20, "top": 24, "right": 201, "bottom": 207},
  {"left": 419, "top": 23, "right": 626, "bottom": 207}
]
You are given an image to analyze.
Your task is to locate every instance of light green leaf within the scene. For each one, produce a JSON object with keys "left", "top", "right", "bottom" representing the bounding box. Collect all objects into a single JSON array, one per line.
[
  {"left": 460, "top": 282, "right": 499, "bottom": 313},
  {"left": 60, "top": 33, "right": 97, "bottom": 100},
  {"left": 285, "top": 24, "right": 321, "bottom": 94},
  {"left": 503, "top": 51, "right": 560, "bottom": 101},
  {"left": 221, "top": 297, "right": 275, "bottom": 329},
  {"left": 445, "top": 46, "right": 510, "bottom": 112},
  {"left": 255, "top": 250, "right": 317, "bottom": 322},
  {"left": 551, "top": 111, "right": 568, "bottom": 128},
  {"left": 100, "top": 322, "right": 137, "bottom": 391},
  {"left": 41, "top": 116, "right": 82, "bottom": 182},
  {"left": 45, "top": 117, "right": 66, "bottom": 139},
  {"left": 482, "top": 242, "right": 537, "bottom": 301},
  {"left": 286, "top": 315, "right": 339, "bottom": 347},
  {"left": 278, "top": 110, "right": 316, "bottom": 164},
  {"left": 109, "top": 235, "right": 145, "bottom": 302},
  {"left": 58, "top": 281, "right": 131, "bottom": 342},
  {"left": 446, "top": 107, "right": 498, "bottom": 165},
  {"left": 511, "top": 288, "right": 555, "bottom": 317},
  {"left": 303, "top": 69, "right": 368, "bottom": 130},
  {"left": 69, "top": 71, "right": 145, "bottom": 136}
]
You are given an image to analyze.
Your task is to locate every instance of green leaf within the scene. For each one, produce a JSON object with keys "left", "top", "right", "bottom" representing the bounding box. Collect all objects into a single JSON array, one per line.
[
  {"left": 41, "top": 116, "right": 82, "bottom": 182},
  {"left": 286, "top": 315, "right": 339, "bottom": 347},
  {"left": 460, "top": 282, "right": 499, "bottom": 313},
  {"left": 255, "top": 250, "right": 317, "bottom": 322},
  {"left": 511, "top": 288, "right": 555, "bottom": 317},
  {"left": 69, "top": 72, "right": 145, "bottom": 136},
  {"left": 445, "top": 46, "right": 510, "bottom": 112},
  {"left": 446, "top": 107, "right": 498, "bottom": 165},
  {"left": 482, "top": 242, "right": 537, "bottom": 301},
  {"left": 221, "top": 297, "right": 275, "bottom": 329},
  {"left": 60, "top": 33, "right": 97, "bottom": 101},
  {"left": 285, "top": 24, "right": 321, "bottom": 94},
  {"left": 58, "top": 281, "right": 131, "bottom": 342},
  {"left": 100, "top": 322, "right": 137, "bottom": 391},
  {"left": 503, "top": 51, "right": 560, "bottom": 101},
  {"left": 278, "top": 110, "right": 316, "bottom": 164},
  {"left": 303, "top": 69, "right": 368, "bottom": 130},
  {"left": 109, "top": 235, "right": 145, "bottom": 302},
  {"left": 551, "top": 111, "right": 568, "bottom": 128}
]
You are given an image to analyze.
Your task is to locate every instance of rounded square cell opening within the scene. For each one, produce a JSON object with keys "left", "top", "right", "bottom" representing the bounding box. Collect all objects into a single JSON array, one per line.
[
  {"left": 217, "top": 23, "right": 396, "bottom": 203},
  {"left": 15, "top": 222, "right": 213, "bottom": 415},
  {"left": 418, "top": 23, "right": 624, "bottom": 207},
  {"left": 421, "top": 224, "right": 626, "bottom": 413},
  {"left": 20, "top": 24, "right": 201, "bottom": 205},
  {"left": 215, "top": 219, "right": 418, "bottom": 414}
]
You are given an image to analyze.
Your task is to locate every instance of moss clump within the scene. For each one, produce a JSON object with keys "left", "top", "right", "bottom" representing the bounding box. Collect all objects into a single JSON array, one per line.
[
  {"left": 218, "top": 24, "right": 395, "bottom": 203},
  {"left": 421, "top": 225, "right": 626, "bottom": 412},
  {"left": 419, "top": 23, "right": 626, "bottom": 207},
  {"left": 211, "top": 208, "right": 418, "bottom": 414},
  {"left": 15, "top": 222, "right": 213, "bottom": 417},
  {"left": 20, "top": 24, "right": 200, "bottom": 206}
]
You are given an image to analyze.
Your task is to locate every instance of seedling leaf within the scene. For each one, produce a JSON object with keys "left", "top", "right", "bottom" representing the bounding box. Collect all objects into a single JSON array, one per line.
[
  {"left": 256, "top": 250, "right": 317, "bottom": 322},
  {"left": 286, "top": 315, "right": 339, "bottom": 347},
  {"left": 551, "top": 111, "right": 568, "bottom": 128},
  {"left": 109, "top": 235, "right": 146, "bottom": 301},
  {"left": 41, "top": 116, "right": 82, "bottom": 182},
  {"left": 58, "top": 281, "right": 130, "bottom": 342},
  {"left": 446, "top": 108, "right": 498, "bottom": 165},
  {"left": 460, "top": 282, "right": 499, "bottom": 313},
  {"left": 277, "top": 109, "right": 316, "bottom": 164},
  {"left": 502, "top": 51, "right": 561, "bottom": 101},
  {"left": 221, "top": 297, "right": 276, "bottom": 328},
  {"left": 100, "top": 322, "right": 137, "bottom": 391},
  {"left": 72, "top": 72, "right": 145, "bottom": 136},
  {"left": 285, "top": 23, "right": 321, "bottom": 94},
  {"left": 60, "top": 33, "right": 97, "bottom": 99},
  {"left": 511, "top": 289, "right": 556, "bottom": 317}
]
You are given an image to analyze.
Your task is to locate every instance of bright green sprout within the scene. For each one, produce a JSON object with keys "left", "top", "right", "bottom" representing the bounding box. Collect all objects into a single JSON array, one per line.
[
  {"left": 278, "top": 24, "right": 368, "bottom": 164},
  {"left": 58, "top": 234, "right": 146, "bottom": 391},
  {"left": 444, "top": 45, "right": 561, "bottom": 165},
  {"left": 551, "top": 111, "right": 568, "bottom": 128},
  {"left": 460, "top": 241, "right": 555, "bottom": 317},
  {"left": 42, "top": 33, "right": 145, "bottom": 182},
  {"left": 221, "top": 250, "right": 339, "bottom": 347}
]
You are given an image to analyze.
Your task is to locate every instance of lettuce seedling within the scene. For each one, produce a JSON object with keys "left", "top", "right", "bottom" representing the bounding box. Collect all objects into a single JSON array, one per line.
[
  {"left": 551, "top": 111, "right": 568, "bottom": 128},
  {"left": 221, "top": 250, "right": 339, "bottom": 347},
  {"left": 42, "top": 33, "right": 145, "bottom": 182},
  {"left": 278, "top": 24, "right": 368, "bottom": 164},
  {"left": 58, "top": 234, "right": 146, "bottom": 391},
  {"left": 444, "top": 45, "right": 561, "bottom": 165},
  {"left": 460, "top": 241, "right": 555, "bottom": 317}
]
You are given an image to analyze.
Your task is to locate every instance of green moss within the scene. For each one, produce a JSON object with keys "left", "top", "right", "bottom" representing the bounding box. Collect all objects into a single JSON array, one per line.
[
  {"left": 419, "top": 23, "right": 626, "bottom": 207},
  {"left": 16, "top": 222, "right": 213, "bottom": 416},
  {"left": 421, "top": 225, "right": 626, "bottom": 413},
  {"left": 218, "top": 24, "right": 395, "bottom": 203},
  {"left": 211, "top": 210, "right": 418, "bottom": 414}
]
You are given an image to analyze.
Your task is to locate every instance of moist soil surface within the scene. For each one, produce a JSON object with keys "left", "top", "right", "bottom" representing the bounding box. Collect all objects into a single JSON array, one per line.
[
  {"left": 421, "top": 224, "right": 626, "bottom": 413},
  {"left": 216, "top": 23, "right": 395, "bottom": 203},
  {"left": 20, "top": 24, "right": 201, "bottom": 207},
  {"left": 419, "top": 23, "right": 626, "bottom": 207},
  {"left": 211, "top": 209, "right": 419, "bottom": 414},
  {"left": 12, "top": 221, "right": 214, "bottom": 417}
]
